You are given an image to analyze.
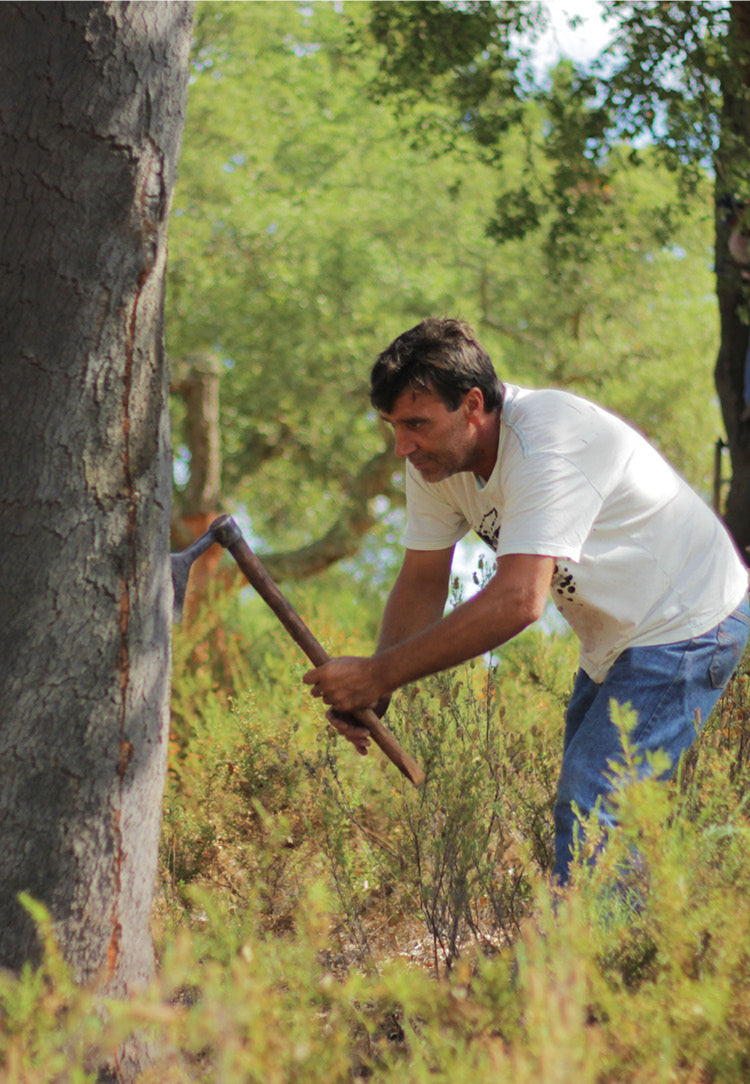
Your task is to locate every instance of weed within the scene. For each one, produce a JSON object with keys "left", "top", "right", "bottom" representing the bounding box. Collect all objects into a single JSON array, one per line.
[{"left": 10, "top": 581, "right": 750, "bottom": 1082}]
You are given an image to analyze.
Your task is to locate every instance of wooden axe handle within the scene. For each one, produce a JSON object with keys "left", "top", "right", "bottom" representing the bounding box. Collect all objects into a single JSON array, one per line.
[{"left": 214, "top": 518, "right": 424, "bottom": 786}]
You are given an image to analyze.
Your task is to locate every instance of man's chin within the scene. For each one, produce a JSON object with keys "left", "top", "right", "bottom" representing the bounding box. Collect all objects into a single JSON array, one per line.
[{"left": 413, "top": 461, "right": 449, "bottom": 483}]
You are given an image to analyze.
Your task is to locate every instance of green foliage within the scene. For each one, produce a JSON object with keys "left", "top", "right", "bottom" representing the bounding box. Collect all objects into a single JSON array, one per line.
[
  {"left": 4, "top": 633, "right": 749, "bottom": 1079},
  {"left": 6, "top": 581, "right": 750, "bottom": 1082},
  {"left": 366, "top": 654, "right": 561, "bottom": 971},
  {"left": 0, "top": 896, "right": 105, "bottom": 1083},
  {"left": 600, "top": 1, "right": 732, "bottom": 181},
  {"left": 367, "top": 0, "right": 536, "bottom": 121},
  {"left": 168, "top": 1, "right": 507, "bottom": 549},
  {"left": 353, "top": 1, "right": 727, "bottom": 497},
  {"left": 168, "top": 0, "right": 726, "bottom": 569}
]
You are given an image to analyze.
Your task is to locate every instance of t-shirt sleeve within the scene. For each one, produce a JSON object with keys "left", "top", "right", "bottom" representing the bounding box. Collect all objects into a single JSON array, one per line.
[
  {"left": 402, "top": 464, "right": 469, "bottom": 550},
  {"left": 495, "top": 451, "right": 606, "bottom": 560}
]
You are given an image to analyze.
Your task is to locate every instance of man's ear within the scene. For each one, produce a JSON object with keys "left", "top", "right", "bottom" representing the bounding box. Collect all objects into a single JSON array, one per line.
[{"left": 463, "top": 386, "right": 485, "bottom": 417}]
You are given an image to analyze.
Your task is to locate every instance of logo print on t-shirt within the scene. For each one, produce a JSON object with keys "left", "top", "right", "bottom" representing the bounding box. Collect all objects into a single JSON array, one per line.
[
  {"left": 476, "top": 508, "right": 501, "bottom": 551},
  {"left": 553, "top": 562, "right": 580, "bottom": 607}
]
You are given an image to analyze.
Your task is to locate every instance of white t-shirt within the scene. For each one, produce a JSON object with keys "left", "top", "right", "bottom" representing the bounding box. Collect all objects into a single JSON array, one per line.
[{"left": 403, "top": 384, "right": 748, "bottom": 682}]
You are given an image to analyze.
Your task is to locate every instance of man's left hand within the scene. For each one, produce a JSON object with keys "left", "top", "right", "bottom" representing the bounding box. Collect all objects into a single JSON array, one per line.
[{"left": 303, "top": 655, "right": 384, "bottom": 715}]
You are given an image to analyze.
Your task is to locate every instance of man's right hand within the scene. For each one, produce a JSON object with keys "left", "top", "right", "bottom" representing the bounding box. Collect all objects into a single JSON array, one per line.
[
  {"left": 326, "top": 695, "right": 391, "bottom": 756},
  {"left": 326, "top": 711, "right": 371, "bottom": 755}
]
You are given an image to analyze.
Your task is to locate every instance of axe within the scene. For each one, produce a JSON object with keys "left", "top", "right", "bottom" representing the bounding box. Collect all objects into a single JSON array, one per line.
[{"left": 171, "top": 515, "right": 425, "bottom": 786}]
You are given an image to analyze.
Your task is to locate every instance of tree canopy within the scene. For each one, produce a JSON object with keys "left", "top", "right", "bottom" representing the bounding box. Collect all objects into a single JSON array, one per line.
[{"left": 167, "top": 0, "right": 735, "bottom": 578}]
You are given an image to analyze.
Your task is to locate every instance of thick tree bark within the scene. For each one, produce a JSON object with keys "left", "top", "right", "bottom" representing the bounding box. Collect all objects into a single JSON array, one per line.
[
  {"left": 717, "top": 2, "right": 750, "bottom": 555},
  {"left": 0, "top": 0, "right": 192, "bottom": 1032}
]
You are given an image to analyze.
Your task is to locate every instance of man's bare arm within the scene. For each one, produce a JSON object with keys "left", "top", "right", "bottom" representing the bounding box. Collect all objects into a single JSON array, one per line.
[
  {"left": 323, "top": 546, "right": 454, "bottom": 752},
  {"left": 376, "top": 546, "right": 455, "bottom": 651},
  {"left": 305, "top": 553, "right": 556, "bottom": 714}
]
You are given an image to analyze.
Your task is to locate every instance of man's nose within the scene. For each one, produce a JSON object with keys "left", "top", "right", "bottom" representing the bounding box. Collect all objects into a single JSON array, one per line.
[{"left": 393, "top": 429, "right": 416, "bottom": 458}]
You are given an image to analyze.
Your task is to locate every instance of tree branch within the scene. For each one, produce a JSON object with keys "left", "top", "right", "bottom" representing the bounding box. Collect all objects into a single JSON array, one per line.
[{"left": 260, "top": 446, "right": 401, "bottom": 581}]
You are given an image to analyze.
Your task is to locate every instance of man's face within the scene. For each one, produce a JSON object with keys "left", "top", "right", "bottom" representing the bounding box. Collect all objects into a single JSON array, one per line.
[{"left": 380, "top": 386, "right": 482, "bottom": 483}]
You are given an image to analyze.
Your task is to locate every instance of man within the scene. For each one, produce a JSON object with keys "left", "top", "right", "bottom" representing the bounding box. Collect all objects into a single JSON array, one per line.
[{"left": 304, "top": 318, "right": 749, "bottom": 884}]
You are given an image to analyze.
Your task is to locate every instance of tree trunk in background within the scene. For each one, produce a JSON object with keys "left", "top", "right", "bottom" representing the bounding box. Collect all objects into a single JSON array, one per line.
[
  {"left": 170, "top": 352, "right": 225, "bottom": 615},
  {"left": 0, "top": 0, "right": 192, "bottom": 1072},
  {"left": 717, "top": 2, "right": 750, "bottom": 556},
  {"left": 170, "top": 355, "right": 402, "bottom": 588}
]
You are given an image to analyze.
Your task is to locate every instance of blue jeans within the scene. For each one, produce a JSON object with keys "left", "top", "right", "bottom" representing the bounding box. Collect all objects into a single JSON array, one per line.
[{"left": 553, "top": 597, "right": 750, "bottom": 885}]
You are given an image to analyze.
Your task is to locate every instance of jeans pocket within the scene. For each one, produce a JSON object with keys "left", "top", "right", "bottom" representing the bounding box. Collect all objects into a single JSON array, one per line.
[{"left": 709, "top": 614, "right": 748, "bottom": 690}]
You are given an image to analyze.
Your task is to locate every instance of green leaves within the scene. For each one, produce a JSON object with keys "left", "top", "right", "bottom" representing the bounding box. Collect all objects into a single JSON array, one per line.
[{"left": 168, "top": 0, "right": 726, "bottom": 570}]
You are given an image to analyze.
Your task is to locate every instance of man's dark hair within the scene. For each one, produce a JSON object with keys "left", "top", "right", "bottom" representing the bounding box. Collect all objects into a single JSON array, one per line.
[{"left": 370, "top": 318, "right": 503, "bottom": 414}]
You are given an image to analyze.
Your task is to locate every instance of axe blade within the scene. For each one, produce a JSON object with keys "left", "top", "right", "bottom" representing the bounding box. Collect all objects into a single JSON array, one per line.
[{"left": 170, "top": 524, "right": 222, "bottom": 622}]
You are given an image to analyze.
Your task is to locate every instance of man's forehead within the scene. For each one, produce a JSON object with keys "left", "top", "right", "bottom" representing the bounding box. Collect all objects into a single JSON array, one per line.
[{"left": 380, "top": 386, "right": 445, "bottom": 421}]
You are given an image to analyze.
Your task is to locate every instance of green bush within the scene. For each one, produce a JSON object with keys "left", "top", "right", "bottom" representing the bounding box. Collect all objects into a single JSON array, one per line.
[{"left": 6, "top": 580, "right": 750, "bottom": 1083}]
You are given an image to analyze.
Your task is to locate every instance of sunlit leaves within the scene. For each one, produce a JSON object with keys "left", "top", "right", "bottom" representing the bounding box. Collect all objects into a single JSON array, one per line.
[{"left": 168, "top": 0, "right": 722, "bottom": 563}]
